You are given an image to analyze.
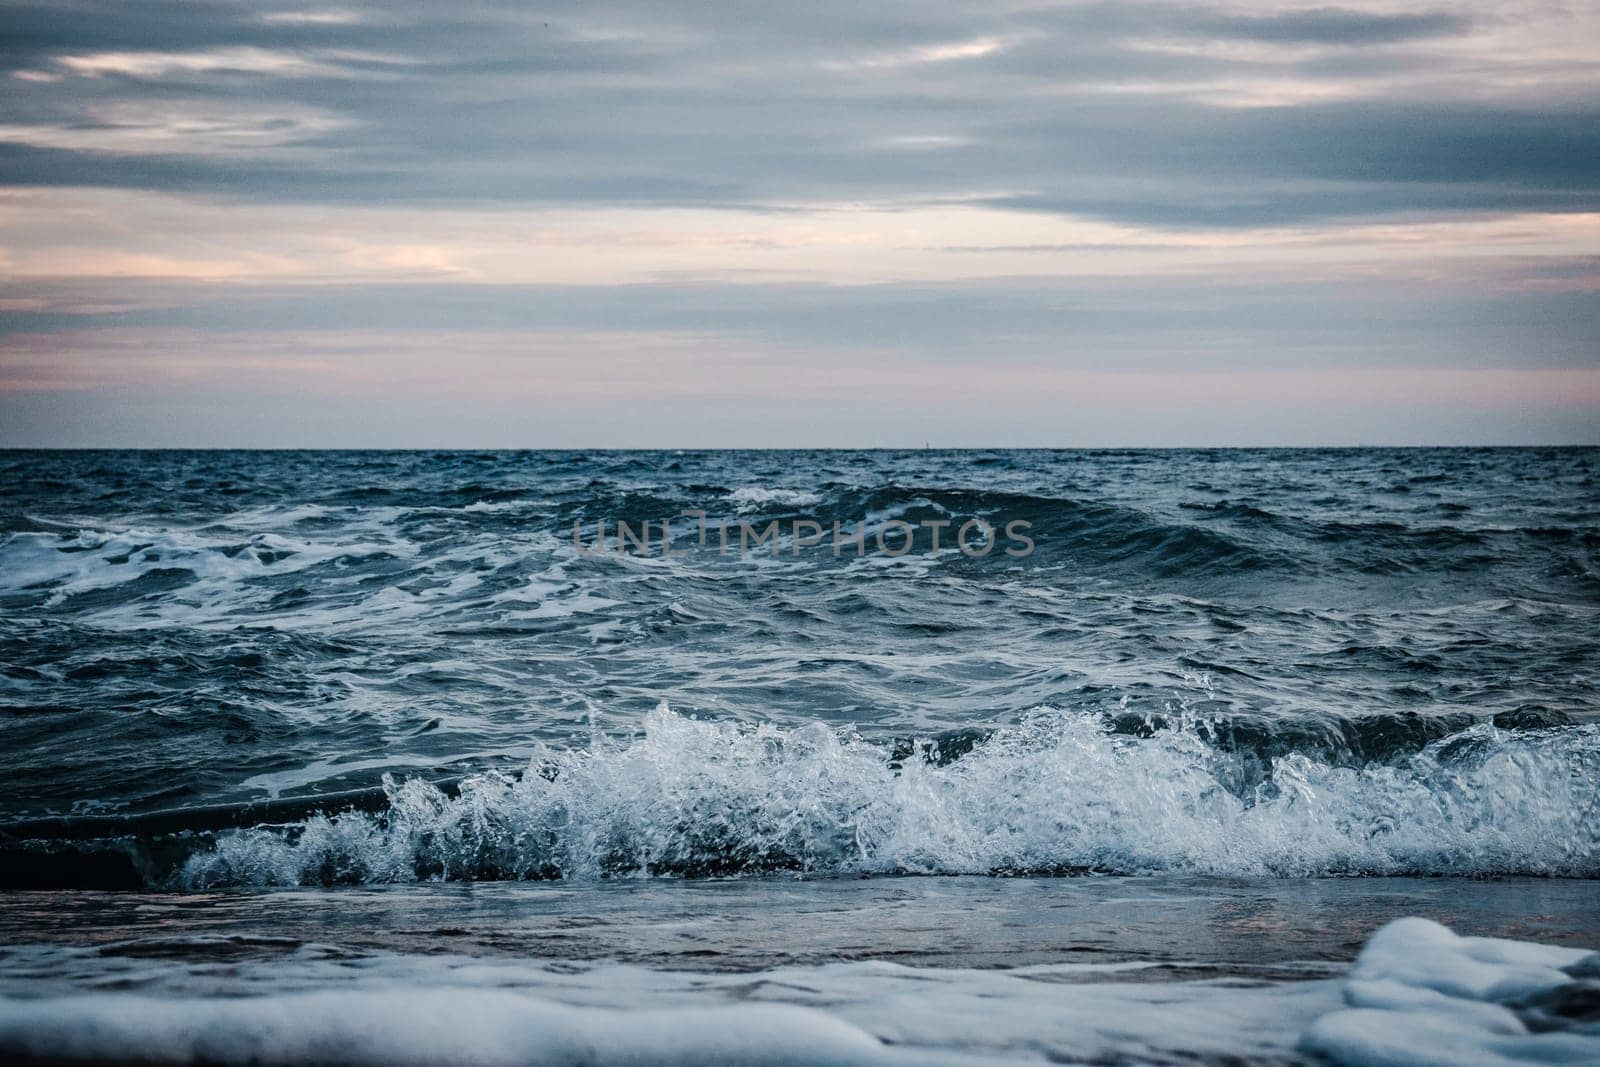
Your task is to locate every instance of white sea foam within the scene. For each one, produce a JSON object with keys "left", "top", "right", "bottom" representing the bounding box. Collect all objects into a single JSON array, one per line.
[
  {"left": 0, "top": 948, "right": 1338, "bottom": 1065},
  {"left": 181, "top": 703, "right": 1600, "bottom": 887},
  {"left": 726, "top": 487, "right": 824, "bottom": 512},
  {"left": 0, "top": 917, "right": 1592, "bottom": 1065},
  {"left": 1302, "top": 917, "right": 1600, "bottom": 1066},
  {"left": 0, "top": 525, "right": 415, "bottom": 622},
  {"left": 0, "top": 990, "right": 957, "bottom": 1066},
  {"left": 215, "top": 503, "right": 346, "bottom": 528},
  {"left": 0, "top": 522, "right": 589, "bottom": 633}
]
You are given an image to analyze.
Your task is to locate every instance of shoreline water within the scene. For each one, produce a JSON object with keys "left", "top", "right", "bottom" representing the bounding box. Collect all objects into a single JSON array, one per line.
[
  {"left": 5, "top": 875, "right": 1599, "bottom": 974},
  {"left": 2, "top": 878, "right": 1597, "bottom": 1065}
]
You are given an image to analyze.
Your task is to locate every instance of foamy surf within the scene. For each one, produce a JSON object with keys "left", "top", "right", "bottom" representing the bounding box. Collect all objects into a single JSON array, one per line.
[
  {"left": 0, "top": 919, "right": 1591, "bottom": 1065},
  {"left": 1303, "top": 918, "right": 1600, "bottom": 1067},
  {"left": 171, "top": 702, "right": 1600, "bottom": 888},
  {"left": 0, "top": 991, "right": 957, "bottom": 1067}
]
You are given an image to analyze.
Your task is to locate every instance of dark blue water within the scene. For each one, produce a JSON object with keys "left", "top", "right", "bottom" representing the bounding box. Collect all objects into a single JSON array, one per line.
[{"left": 1, "top": 448, "right": 1597, "bottom": 887}]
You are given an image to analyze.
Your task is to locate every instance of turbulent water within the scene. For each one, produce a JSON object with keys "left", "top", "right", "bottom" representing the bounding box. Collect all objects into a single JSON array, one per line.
[
  {"left": 4, "top": 448, "right": 1599, "bottom": 1065},
  {"left": 1, "top": 448, "right": 1597, "bottom": 887}
]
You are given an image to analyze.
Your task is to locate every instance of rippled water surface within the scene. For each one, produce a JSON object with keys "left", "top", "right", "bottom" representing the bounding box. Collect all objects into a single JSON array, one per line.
[{"left": 1, "top": 448, "right": 1596, "bottom": 886}]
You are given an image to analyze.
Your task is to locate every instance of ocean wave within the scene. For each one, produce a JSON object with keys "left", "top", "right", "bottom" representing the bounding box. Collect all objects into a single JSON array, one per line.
[
  {"left": 173, "top": 704, "right": 1600, "bottom": 887},
  {"left": 726, "top": 487, "right": 826, "bottom": 513},
  {"left": 799, "top": 485, "right": 1280, "bottom": 575},
  {"left": 0, "top": 526, "right": 411, "bottom": 595}
]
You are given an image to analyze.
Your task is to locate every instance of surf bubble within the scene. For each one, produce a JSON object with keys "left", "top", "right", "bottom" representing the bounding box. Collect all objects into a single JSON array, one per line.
[
  {"left": 1302, "top": 917, "right": 1600, "bottom": 1066},
  {"left": 174, "top": 703, "right": 1600, "bottom": 887}
]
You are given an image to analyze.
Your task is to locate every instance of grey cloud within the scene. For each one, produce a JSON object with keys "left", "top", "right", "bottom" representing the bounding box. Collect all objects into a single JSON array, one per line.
[
  {"left": 0, "top": 0, "right": 1592, "bottom": 228},
  {"left": 3, "top": 0, "right": 1595, "bottom": 448},
  {"left": 0, "top": 1, "right": 373, "bottom": 62},
  {"left": 5, "top": 278, "right": 1596, "bottom": 372},
  {"left": 12, "top": 376, "right": 1594, "bottom": 449},
  {"left": 1178, "top": 7, "right": 1472, "bottom": 46}
]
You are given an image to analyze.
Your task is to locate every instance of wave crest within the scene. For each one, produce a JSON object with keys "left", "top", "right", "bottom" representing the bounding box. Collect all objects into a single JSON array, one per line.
[{"left": 180, "top": 705, "right": 1600, "bottom": 887}]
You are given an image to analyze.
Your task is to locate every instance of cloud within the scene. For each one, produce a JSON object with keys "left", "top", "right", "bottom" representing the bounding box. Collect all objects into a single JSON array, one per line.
[
  {"left": 53, "top": 46, "right": 410, "bottom": 81},
  {"left": 826, "top": 34, "right": 1027, "bottom": 72},
  {"left": 259, "top": 10, "right": 362, "bottom": 27},
  {"left": 0, "top": 0, "right": 1592, "bottom": 227},
  {"left": 4, "top": 269, "right": 1596, "bottom": 378},
  {"left": 0, "top": 102, "right": 351, "bottom": 157},
  {"left": 0, "top": 0, "right": 1596, "bottom": 445},
  {"left": 1178, "top": 7, "right": 1473, "bottom": 47},
  {"left": 5, "top": 322, "right": 1595, "bottom": 446}
]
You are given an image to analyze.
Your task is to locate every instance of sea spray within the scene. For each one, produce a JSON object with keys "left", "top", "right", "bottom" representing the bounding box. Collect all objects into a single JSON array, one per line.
[{"left": 180, "top": 703, "right": 1600, "bottom": 887}]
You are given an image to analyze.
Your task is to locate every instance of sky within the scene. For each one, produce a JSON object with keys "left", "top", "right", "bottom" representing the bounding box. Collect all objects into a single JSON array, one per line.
[{"left": 1, "top": 0, "right": 1597, "bottom": 447}]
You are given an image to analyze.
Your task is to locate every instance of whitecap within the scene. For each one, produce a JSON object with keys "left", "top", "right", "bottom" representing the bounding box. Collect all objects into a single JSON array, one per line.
[
  {"left": 726, "top": 487, "right": 824, "bottom": 513},
  {"left": 180, "top": 703, "right": 1600, "bottom": 887}
]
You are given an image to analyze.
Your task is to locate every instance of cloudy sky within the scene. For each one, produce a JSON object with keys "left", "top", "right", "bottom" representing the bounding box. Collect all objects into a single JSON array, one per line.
[{"left": 1, "top": 0, "right": 1597, "bottom": 446}]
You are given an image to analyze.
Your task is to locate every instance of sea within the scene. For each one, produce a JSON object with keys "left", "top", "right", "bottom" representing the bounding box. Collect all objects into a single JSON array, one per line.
[{"left": 0, "top": 447, "right": 1596, "bottom": 1064}]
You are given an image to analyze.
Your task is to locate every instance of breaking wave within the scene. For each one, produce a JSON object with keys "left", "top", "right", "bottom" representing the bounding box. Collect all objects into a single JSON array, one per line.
[{"left": 177, "top": 704, "right": 1600, "bottom": 887}]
